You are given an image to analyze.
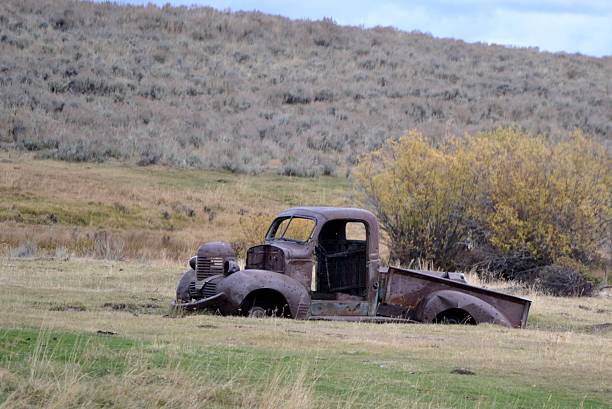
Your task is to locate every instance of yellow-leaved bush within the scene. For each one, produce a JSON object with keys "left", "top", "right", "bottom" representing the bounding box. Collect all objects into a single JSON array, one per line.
[
  {"left": 354, "top": 128, "right": 611, "bottom": 277},
  {"left": 354, "top": 130, "right": 477, "bottom": 268}
]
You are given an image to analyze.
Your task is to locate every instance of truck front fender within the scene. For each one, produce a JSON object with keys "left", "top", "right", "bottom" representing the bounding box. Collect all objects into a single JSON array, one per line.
[
  {"left": 176, "top": 269, "right": 195, "bottom": 303},
  {"left": 216, "top": 269, "right": 311, "bottom": 319},
  {"left": 416, "top": 290, "right": 512, "bottom": 327}
]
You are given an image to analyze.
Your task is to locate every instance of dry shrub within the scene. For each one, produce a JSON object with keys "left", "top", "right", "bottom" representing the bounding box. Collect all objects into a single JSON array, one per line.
[
  {"left": 9, "top": 240, "right": 38, "bottom": 258},
  {"left": 0, "top": 224, "right": 196, "bottom": 261},
  {"left": 92, "top": 230, "right": 125, "bottom": 260},
  {"left": 1, "top": 0, "right": 610, "bottom": 176},
  {"left": 463, "top": 129, "right": 610, "bottom": 268},
  {"left": 235, "top": 212, "right": 275, "bottom": 257},
  {"left": 535, "top": 265, "right": 593, "bottom": 296},
  {"left": 355, "top": 128, "right": 611, "bottom": 288}
]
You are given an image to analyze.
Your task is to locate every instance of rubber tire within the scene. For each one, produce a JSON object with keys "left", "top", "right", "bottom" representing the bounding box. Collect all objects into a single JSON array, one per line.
[
  {"left": 176, "top": 269, "right": 196, "bottom": 303},
  {"left": 248, "top": 306, "right": 269, "bottom": 318}
]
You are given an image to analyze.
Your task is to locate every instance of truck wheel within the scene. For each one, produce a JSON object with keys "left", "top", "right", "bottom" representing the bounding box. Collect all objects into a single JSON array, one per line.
[
  {"left": 176, "top": 269, "right": 196, "bottom": 303},
  {"left": 248, "top": 306, "right": 269, "bottom": 318},
  {"left": 241, "top": 290, "right": 292, "bottom": 318},
  {"left": 433, "top": 308, "right": 476, "bottom": 325}
]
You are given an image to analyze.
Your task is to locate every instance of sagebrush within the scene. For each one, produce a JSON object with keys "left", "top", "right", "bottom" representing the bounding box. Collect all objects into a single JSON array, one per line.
[{"left": 1, "top": 0, "right": 610, "bottom": 176}]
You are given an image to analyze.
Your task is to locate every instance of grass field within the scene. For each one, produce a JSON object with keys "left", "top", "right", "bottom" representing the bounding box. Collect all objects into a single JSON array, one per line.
[
  {"left": 0, "top": 256, "right": 611, "bottom": 408},
  {"left": 0, "top": 152, "right": 349, "bottom": 260},
  {"left": 1, "top": 153, "right": 611, "bottom": 408}
]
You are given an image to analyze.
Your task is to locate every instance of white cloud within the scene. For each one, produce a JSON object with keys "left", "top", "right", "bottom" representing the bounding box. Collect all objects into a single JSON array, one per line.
[
  {"left": 483, "top": 9, "right": 611, "bottom": 55},
  {"left": 117, "top": 0, "right": 612, "bottom": 56}
]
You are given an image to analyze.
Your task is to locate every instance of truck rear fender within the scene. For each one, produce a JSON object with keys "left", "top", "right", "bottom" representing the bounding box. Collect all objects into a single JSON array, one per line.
[
  {"left": 416, "top": 290, "right": 512, "bottom": 327},
  {"left": 216, "top": 269, "right": 311, "bottom": 319}
]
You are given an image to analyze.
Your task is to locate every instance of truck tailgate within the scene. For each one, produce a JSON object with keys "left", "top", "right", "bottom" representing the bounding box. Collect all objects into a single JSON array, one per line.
[{"left": 382, "top": 267, "right": 531, "bottom": 328}]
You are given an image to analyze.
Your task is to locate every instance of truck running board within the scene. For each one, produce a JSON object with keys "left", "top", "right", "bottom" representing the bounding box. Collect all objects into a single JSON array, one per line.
[{"left": 308, "top": 316, "right": 416, "bottom": 324}]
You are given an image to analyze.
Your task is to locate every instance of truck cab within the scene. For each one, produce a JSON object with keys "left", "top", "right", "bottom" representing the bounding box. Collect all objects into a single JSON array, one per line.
[{"left": 255, "top": 207, "right": 382, "bottom": 318}]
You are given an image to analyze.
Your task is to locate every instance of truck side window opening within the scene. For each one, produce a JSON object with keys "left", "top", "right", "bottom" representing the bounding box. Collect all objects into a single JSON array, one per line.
[{"left": 315, "top": 220, "right": 368, "bottom": 297}]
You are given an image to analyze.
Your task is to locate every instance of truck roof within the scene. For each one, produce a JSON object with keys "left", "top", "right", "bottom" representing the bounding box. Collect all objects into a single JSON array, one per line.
[
  {"left": 277, "top": 207, "right": 377, "bottom": 224},
  {"left": 276, "top": 207, "right": 380, "bottom": 255}
]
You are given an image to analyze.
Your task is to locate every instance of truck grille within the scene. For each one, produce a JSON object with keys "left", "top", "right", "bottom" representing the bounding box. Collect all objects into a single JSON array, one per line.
[
  {"left": 202, "top": 282, "right": 217, "bottom": 299},
  {"left": 196, "top": 256, "right": 224, "bottom": 281},
  {"left": 187, "top": 279, "right": 217, "bottom": 300},
  {"left": 188, "top": 281, "right": 198, "bottom": 299}
]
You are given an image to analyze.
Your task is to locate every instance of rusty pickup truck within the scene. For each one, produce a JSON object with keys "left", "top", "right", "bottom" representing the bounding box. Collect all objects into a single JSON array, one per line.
[{"left": 174, "top": 207, "right": 531, "bottom": 327}]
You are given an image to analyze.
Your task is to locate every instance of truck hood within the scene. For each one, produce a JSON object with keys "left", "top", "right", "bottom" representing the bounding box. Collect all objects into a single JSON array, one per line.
[{"left": 262, "top": 240, "right": 312, "bottom": 260}]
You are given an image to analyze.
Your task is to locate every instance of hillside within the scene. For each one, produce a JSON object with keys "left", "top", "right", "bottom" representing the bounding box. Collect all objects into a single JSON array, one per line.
[{"left": 1, "top": 0, "right": 611, "bottom": 176}]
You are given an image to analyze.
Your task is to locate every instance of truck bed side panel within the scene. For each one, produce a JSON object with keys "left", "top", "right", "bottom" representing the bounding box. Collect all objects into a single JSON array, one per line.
[{"left": 382, "top": 267, "right": 531, "bottom": 328}]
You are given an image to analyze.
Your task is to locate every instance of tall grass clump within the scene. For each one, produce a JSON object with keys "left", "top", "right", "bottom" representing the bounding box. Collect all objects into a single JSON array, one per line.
[{"left": 9, "top": 240, "right": 38, "bottom": 258}]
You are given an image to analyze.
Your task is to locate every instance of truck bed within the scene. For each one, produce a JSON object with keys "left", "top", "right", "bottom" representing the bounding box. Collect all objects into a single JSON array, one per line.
[{"left": 379, "top": 267, "right": 531, "bottom": 328}]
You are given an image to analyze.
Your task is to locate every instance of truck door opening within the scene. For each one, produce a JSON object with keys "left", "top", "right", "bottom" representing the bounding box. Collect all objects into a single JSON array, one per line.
[{"left": 314, "top": 220, "right": 368, "bottom": 298}]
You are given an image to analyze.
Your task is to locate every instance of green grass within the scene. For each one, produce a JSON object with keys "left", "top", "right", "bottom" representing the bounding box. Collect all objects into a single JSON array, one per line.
[
  {"left": 137, "top": 165, "right": 350, "bottom": 201},
  {"left": 1, "top": 155, "right": 611, "bottom": 408},
  {"left": 0, "top": 257, "right": 611, "bottom": 408},
  {"left": 0, "top": 191, "right": 166, "bottom": 230},
  {"left": 0, "top": 328, "right": 138, "bottom": 377},
  {"left": 1, "top": 325, "right": 609, "bottom": 408},
  {"left": 0, "top": 157, "right": 348, "bottom": 231}
]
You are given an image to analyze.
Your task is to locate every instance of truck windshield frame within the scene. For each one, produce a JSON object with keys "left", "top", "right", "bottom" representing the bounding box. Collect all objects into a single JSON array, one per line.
[{"left": 266, "top": 216, "right": 317, "bottom": 243}]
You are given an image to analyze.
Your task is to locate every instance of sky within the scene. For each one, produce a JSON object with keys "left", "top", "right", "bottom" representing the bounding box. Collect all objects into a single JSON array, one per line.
[{"left": 120, "top": 1, "right": 612, "bottom": 57}]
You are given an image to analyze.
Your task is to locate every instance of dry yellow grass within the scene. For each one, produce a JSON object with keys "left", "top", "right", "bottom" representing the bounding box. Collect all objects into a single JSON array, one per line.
[
  {"left": 1, "top": 256, "right": 611, "bottom": 408},
  {"left": 0, "top": 152, "right": 349, "bottom": 260}
]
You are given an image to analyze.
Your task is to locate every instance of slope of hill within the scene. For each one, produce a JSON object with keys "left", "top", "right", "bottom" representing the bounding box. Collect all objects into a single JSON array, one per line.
[{"left": 1, "top": 0, "right": 610, "bottom": 175}]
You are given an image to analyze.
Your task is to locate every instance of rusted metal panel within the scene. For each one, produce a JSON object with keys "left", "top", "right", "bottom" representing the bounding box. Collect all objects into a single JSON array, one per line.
[
  {"left": 382, "top": 267, "right": 531, "bottom": 328},
  {"left": 216, "top": 269, "right": 311, "bottom": 318},
  {"left": 309, "top": 300, "right": 369, "bottom": 316},
  {"left": 275, "top": 207, "right": 380, "bottom": 255},
  {"left": 308, "top": 316, "right": 416, "bottom": 323},
  {"left": 246, "top": 245, "right": 285, "bottom": 273}
]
